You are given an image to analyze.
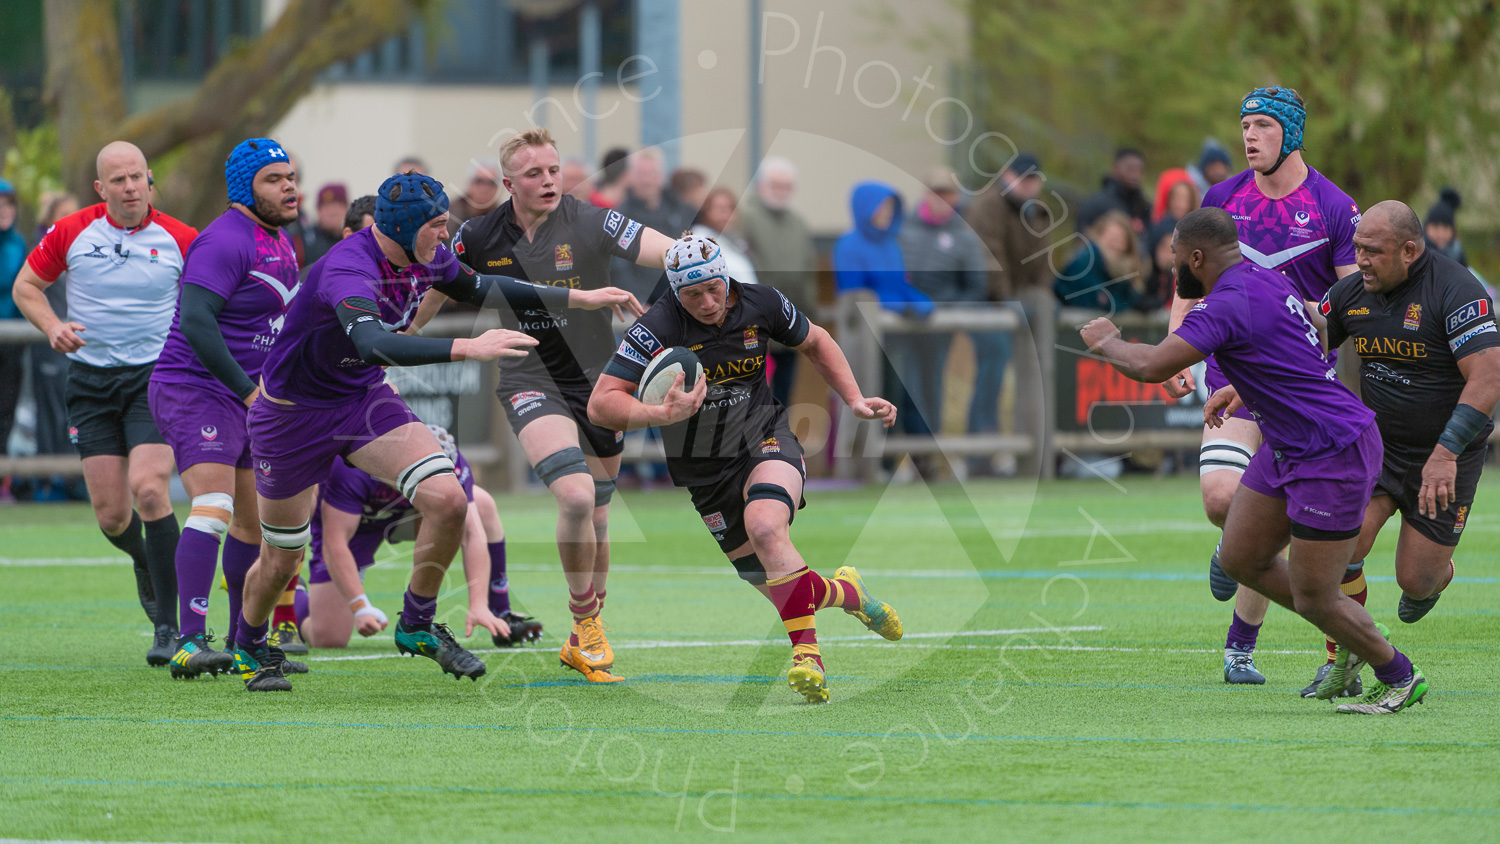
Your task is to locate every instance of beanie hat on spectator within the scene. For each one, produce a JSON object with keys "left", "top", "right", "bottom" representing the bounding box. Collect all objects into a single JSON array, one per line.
[
  {"left": 224, "top": 138, "right": 290, "bottom": 206},
  {"left": 376, "top": 172, "right": 449, "bottom": 259},
  {"left": 1198, "top": 146, "right": 1231, "bottom": 172},
  {"left": 1240, "top": 87, "right": 1305, "bottom": 176},
  {"left": 665, "top": 233, "right": 728, "bottom": 300},
  {"left": 0, "top": 179, "right": 15, "bottom": 199},
  {"left": 1426, "top": 187, "right": 1461, "bottom": 228}
]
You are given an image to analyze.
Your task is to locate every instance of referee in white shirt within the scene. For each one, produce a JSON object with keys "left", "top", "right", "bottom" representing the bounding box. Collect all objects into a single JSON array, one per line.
[{"left": 12, "top": 141, "right": 199, "bottom": 667}]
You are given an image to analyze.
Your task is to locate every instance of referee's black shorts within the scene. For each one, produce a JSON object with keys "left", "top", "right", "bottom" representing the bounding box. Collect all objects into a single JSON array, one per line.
[
  {"left": 66, "top": 360, "right": 165, "bottom": 459},
  {"left": 1375, "top": 441, "right": 1487, "bottom": 546}
]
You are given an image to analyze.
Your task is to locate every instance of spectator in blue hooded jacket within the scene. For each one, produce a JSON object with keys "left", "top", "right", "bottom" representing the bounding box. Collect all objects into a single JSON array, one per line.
[
  {"left": 0, "top": 180, "right": 28, "bottom": 477},
  {"left": 833, "top": 181, "right": 933, "bottom": 317},
  {"left": 834, "top": 181, "right": 935, "bottom": 469}
]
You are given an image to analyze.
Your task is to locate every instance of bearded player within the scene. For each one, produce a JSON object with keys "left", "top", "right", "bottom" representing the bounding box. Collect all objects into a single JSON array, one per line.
[
  {"left": 439, "top": 129, "right": 677, "bottom": 682},
  {"left": 231, "top": 171, "right": 640, "bottom": 691},
  {"left": 1165, "top": 87, "right": 1362, "bottom": 693},
  {"left": 589, "top": 234, "right": 903, "bottom": 702},
  {"left": 148, "top": 138, "right": 305, "bottom": 679},
  {"left": 1090, "top": 208, "right": 1427, "bottom": 715}
]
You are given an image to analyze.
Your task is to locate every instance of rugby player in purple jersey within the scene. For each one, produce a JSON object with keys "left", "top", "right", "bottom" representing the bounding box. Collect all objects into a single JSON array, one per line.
[
  {"left": 229, "top": 171, "right": 642, "bottom": 691},
  {"left": 148, "top": 138, "right": 303, "bottom": 679},
  {"left": 1084, "top": 208, "right": 1427, "bottom": 715},
  {"left": 1165, "top": 86, "right": 1365, "bottom": 692}
]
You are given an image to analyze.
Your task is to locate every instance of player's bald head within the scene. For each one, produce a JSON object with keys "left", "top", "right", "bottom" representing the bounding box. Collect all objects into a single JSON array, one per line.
[
  {"left": 1359, "top": 200, "right": 1423, "bottom": 250},
  {"left": 96, "top": 141, "right": 147, "bottom": 179},
  {"left": 1173, "top": 207, "right": 1239, "bottom": 253}
]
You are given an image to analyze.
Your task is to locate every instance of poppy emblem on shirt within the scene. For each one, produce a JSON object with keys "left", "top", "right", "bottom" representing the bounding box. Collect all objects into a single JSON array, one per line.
[
  {"left": 201, "top": 426, "right": 218, "bottom": 441},
  {"left": 555, "top": 244, "right": 574, "bottom": 271},
  {"left": 743, "top": 326, "right": 759, "bottom": 349},
  {"left": 1403, "top": 303, "right": 1422, "bottom": 331}
]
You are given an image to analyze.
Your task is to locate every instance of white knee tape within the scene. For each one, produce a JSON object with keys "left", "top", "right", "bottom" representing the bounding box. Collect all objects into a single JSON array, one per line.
[
  {"left": 185, "top": 492, "right": 234, "bottom": 538},
  {"left": 1200, "top": 438, "right": 1256, "bottom": 477},
  {"left": 397, "top": 451, "right": 456, "bottom": 500},
  {"left": 262, "top": 519, "right": 311, "bottom": 551}
]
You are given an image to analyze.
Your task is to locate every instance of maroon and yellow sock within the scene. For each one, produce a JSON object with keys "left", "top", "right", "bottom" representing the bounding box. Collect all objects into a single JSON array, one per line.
[
  {"left": 1325, "top": 562, "right": 1368, "bottom": 661},
  {"left": 272, "top": 575, "right": 299, "bottom": 628},
  {"left": 766, "top": 568, "right": 828, "bottom": 669},
  {"left": 567, "top": 586, "right": 599, "bottom": 647},
  {"left": 595, "top": 589, "right": 606, "bottom": 616}
]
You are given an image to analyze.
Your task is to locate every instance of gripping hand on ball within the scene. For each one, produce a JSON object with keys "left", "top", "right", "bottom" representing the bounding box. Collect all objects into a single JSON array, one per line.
[{"left": 658, "top": 371, "right": 707, "bottom": 425}]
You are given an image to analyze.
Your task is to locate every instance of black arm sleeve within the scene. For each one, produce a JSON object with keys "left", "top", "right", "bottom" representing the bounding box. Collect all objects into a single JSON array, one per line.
[
  {"left": 336, "top": 298, "right": 456, "bottom": 367},
  {"left": 432, "top": 265, "right": 572, "bottom": 311},
  {"left": 179, "top": 284, "right": 258, "bottom": 400}
]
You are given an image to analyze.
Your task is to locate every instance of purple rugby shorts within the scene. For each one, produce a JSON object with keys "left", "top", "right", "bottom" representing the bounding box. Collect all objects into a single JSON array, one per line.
[
  {"left": 1239, "top": 422, "right": 1382, "bottom": 536},
  {"left": 149, "top": 379, "right": 252, "bottom": 471},
  {"left": 248, "top": 382, "right": 419, "bottom": 500}
]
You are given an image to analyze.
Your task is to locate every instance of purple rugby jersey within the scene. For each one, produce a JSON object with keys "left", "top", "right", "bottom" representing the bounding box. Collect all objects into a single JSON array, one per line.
[
  {"left": 1200, "top": 166, "right": 1359, "bottom": 397},
  {"left": 152, "top": 210, "right": 299, "bottom": 394},
  {"left": 259, "top": 227, "right": 459, "bottom": 407},
  {"left": 1175, "top": 259, "right": 1373, "bottom": 461}
]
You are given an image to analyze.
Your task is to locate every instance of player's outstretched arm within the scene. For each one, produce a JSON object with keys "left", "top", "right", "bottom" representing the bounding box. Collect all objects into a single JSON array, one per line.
[
  {"left": 589, "top": 372, "right": 706, "bottom": 431},
  {"left": 337, "top": 297, "right": 537, "bottom": 366},
  {"left": 633, "top": 227, "right": 677, "bottom": 269},
  {"left": 321, "top": 503, "right": 389, "bottom": 638},
  {"left": 179, "top": 284, "right": 259, "bottom": 404},
  {"left": 434, "top": 269, "right": 645, "bottom": 320},
  {"left": 1081, "top": 317, "right": 1206, "bottom": 384},
  {"left": 795, "top": 324, "right": 897, "bottom": 427}
]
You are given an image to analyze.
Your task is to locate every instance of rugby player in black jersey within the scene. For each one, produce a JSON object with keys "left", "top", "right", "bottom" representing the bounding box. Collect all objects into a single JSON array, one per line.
[
  {"left": 587, "top": 233, "right": 903, "bottom": 704},
  {"left": 429, "top": 128, "right": 670, "bottom": 681},
  {"left": 1320, "top": 202, "right": 1500, "bottom": 622}
]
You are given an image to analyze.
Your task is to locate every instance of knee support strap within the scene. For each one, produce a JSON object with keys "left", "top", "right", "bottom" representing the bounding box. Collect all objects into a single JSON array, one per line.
[
  {"left": 730, "top": 552, "right": 768, "bottom": 586},
  {"left": 262, "top": 519, "right": 311, "bottom": 551},
  {"left": 1200, "top": 438, "right": 1255, "bottom": 477},
  {"left": 397, "top": 451, "right": 456, "bottom": 500},
  {"left": 594, "top": 476, "right": 618, "bottom": 507},
  {"left": 185, "top": 492, "right": 234, "bottom": 538},
  {"left": 746, "top": 482, "right": 795, "bottom": 517},
  {"left": 535, "top": 446, "right": 590, "bottom": 487}
]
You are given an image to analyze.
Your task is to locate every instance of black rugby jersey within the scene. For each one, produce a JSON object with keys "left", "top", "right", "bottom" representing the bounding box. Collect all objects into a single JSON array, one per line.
[
  {"left": 604, "top": 280, "right": 812, "bottom": 487},
  {"left": 454, "top": 195, "right": 645, "bottom": 386},
  {"left": 1320, "top": 249, "right": 1499, "bottom": 453}
]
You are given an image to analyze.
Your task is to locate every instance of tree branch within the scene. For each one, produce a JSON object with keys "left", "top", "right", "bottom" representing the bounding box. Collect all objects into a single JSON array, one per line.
[{"left": 117, "top": 0, "right": 425, "bottom": 161}]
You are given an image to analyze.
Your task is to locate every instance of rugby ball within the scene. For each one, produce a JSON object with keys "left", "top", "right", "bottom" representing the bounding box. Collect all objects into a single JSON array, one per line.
[{"left": 637, "top": 346, "right": 704, "bottom": 406}]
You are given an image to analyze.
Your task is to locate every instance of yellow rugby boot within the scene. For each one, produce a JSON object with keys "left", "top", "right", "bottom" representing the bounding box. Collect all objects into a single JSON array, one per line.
[
  {"left": 834, "top": 566, "right": 903, "bottom": 641},
  {"left": 787, "top": 653, "right": 830, "bottom": 704},
  {"left": 559, "top": 640, "right": 625, "bottom": 683}
]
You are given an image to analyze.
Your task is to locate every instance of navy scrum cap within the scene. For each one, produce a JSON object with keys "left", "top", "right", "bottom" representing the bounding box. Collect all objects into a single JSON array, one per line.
[
  {"left": 225, "top": 138, "right": 289, "bottom": 206},
  {"left": 376, "top": 172, "right": 449, "bottom": 253}
]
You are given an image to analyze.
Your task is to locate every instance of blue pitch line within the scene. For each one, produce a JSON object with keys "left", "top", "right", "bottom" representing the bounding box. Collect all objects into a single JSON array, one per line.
[
  {"left": 0, "top": 775, "right": 1493, "bottom": 818},
  {"left": 3, "top": 714, "right": 1497, "bottom": 750}
]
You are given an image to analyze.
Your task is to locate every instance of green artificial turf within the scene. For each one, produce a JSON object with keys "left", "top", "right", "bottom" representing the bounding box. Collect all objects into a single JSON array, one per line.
[{"left": 1, "top": 475, "right": 1496, "bottom": 842}]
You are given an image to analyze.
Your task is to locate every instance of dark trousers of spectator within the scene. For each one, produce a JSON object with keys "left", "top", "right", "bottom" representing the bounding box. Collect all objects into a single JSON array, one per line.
[
  {"left": 893, "top": 331, "right": 953, "bottom": 437},
  {"left": 30, "top": 343, "right": 71, "bottom": 454},
  {"left": 769, "top": 345, "right": 798, "bottom": 409},
  {"left": 0, "top": 344, "right": 24, "bottom": 453},
  {"left": 967, "top": 329, "right": 1013, "bottom": 436}
]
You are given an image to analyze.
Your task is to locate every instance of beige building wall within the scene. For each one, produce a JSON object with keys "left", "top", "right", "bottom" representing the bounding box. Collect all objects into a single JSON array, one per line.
[{"left": 269, "top": 0, "right": 970, "bottom": 233}]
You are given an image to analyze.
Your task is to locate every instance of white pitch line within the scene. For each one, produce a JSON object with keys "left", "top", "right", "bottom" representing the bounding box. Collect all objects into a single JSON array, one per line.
[{"left": 306, "top": 626, "right": 1107, "bottom": 662}]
